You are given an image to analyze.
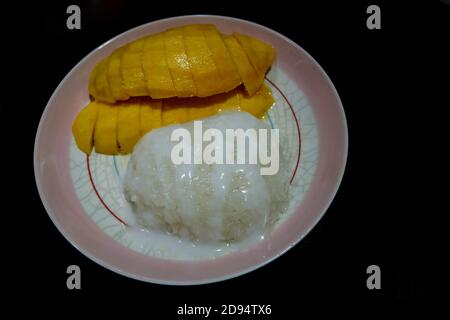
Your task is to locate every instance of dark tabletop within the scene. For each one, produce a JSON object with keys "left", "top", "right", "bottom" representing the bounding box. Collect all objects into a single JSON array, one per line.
[{"left": 1, "top": 0, "right": 446, "bottom": 312}]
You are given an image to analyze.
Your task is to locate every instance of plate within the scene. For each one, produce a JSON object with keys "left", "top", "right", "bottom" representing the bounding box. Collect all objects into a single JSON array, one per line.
[{"left": 34, "top": 15, "right": 348, "bottom": 285}]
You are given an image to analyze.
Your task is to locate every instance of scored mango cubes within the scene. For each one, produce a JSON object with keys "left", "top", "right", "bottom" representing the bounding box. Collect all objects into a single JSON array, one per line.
[
  {"left": 75, "top": 24, "right": 277, "bottom": 156},
  {"left": 73, "top": 85, "right": 274, "bottom": 156},
  {"left": 88, "top": 24, "right": 275, "bottom": 102}
]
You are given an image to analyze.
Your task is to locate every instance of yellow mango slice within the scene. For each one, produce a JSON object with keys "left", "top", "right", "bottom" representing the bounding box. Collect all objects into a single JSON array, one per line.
[
  {"left": 162, "top": 98, "right": 190, "bottom": 126},
  {"left": 142, "top": 33, "right": 177, "bottom": 98},
  {"left": 183, "top": 25, "right": 222, "bottom": 97},
  {"left": 107, "top": 46, "right": 129, "bottom": 101},
  {"left": 140, "top": 97, "right": 162, "bottom": 136},
  {"left": 72, "top": 101, "right": 99, "bottom": 155},
  {"left": 202, "top": 25, "right": 241, "bottom": 93},
  {"left": 163, "top": 28, "right": 197, "bottom": 97},
  {"left": 239, "top": 84, "right": 274, "bottom": 118},
  {"left": 74, "top": 86, "right": 274, "bottom": 155},
  {"left": 218, "top": 89, "right": 241, "bottom": 113},
  {"left": 89, "top": 25, "right": 276, "bottom": 102},
  {"left": 249, "top": 36, "right": 276, "bottom": 75},
  {"left": 88, "top": 62, "right": 100, "bottom": 99},
  {"left": 95, "top": 59, "right": 116, "bottom": 103},
  {"left": 121, "top": 39, "right": 148, "bottom": 97},
  {"left": 233, "top": 33, "right": 274, "bottom": 82},
  {"left": 94, "top": 102, "right": 119, "bottom": 155},
  {"left": 117, "top": 99, "right": 141, "bottom": 154},
  {"left": 185, "top": 97, "right": 214, "bottom": 121},
  {"left": 223, "top": 35, "right": 261, "bottom": 96}
]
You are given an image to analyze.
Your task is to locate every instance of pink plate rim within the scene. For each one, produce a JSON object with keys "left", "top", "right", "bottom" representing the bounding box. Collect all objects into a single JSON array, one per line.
[{"left": 34, "top": 15, "right": 348, "bottom": 285}]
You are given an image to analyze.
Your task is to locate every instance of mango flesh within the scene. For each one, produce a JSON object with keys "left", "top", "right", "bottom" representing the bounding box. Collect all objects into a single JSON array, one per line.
[
  {"left": 73, "top": 84, "right": 275, "bottom": 155},
  {"left": 142, "top": 33, "right": 176, "bottom": 98},
  {"left": 89, "top": 24, "right": 275, "bottom": 102},
  {"left": 222, "top": 35, "right": 261, "bottom": 96},
  {"left": 239, "top": 84, "right": 274, "bottom": 118},
  {"left": 218, "top": 89, "right": 241, "bottom": 113},
  {"left": 163, "top": 27, "right": 197, "bottom": 97},
  {"left": 183, "top": 24, "right": 223, "bottom": 97},
  {"left": 94, "top": 102, "right": 119, "bottom": 155},
  {"left": 117, "top": 99, "right": 141, "bottom": 154},
  {"left": 95, "top": 59, "right": 116, "bottom": 103},
  {"left": 202, "top": 25, "right": 241, "bottom": 93},
  {"left": 88, "top": 62, "right": 101, "bottom": 99},
  {"left": 243, "top": 34, "right": 276, "bottom": 77},
  {"left": 107, "top": 47, "right": 129, "bottom": 101},
  {"left": 140, "top": 97, "right": 162, "bottom": 136},
  {"left": 187, "top": 95, "right": 221, "bottom": 121},
  {"left": 72, "top": 101, "right": 99, "bottom": 155},
  {"left": 233, "top": 33, "right": 275, "bottom": 87},
  {"left": 162, "top": 98, "right": 189, "bottom": 126},
  {"left": 121, "top": 39, "right": 148, "bottom": 97}
]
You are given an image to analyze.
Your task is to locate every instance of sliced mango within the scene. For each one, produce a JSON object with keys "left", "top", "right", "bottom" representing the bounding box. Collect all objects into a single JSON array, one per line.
[
  {"left": 121, "top": 39, "right": 148, "bottom": 97},
  {"left": 89, "top": 25, "right": 276, "bottom": 102},
  {"left": 202, "top": 24, "right": 241, "bottom": 93},
  {"left": 95, "top": 59, "right": 116, "bottom": 103},
  {"left": 223, "top": 35, "right": 261, "bottom": 95},
  {"left": 163, "top": 27, "right": 197, "bottom": 97},
  {"left": 117, "top": 99, "right": 141, "bottom": 154},
  {"left": 233, "top": 33, "right": 274, "bottom": 82},
  {"left": 185, "top": 96, "right": 216, "bottom": 120},
  {"left": 88, "top": 62, "right": 101, "bottom": 99},
  {"left": 75, "top": 85, "right": 275, "bottom": 155},
  {"left": 248, "top": 35, "right": 275, "bottom": 75},
  {"left": 107, "top": 47, "right": 129, "bottom": 101},
  {"left": 183, "top": 24, "right": 222, "bottom": 97},
  {"left": 72, "top": 101, "right": 99, "bottom": 155},
  {"left": 94, "top": 102, "right": 119, "bottom": 155},
  {"left": 162, "top": 98, "right": 189, "bottom": 126},
  {"left": 140, "top": 97, "right": 162, "bottom": 136},
  {"left": 239, "top": 84, "right": 274, "bottom": 118},
  {"left": 142, "top": 33, "right": 176, "bottom": 98},
  {"left": 218, "top": 89, "right": 241, "bottom": 113}
]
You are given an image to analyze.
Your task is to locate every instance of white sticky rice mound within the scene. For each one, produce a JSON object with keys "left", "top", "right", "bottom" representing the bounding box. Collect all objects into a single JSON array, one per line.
[{"left": 124, "top": 111, "right": 289, "bottom": 242}]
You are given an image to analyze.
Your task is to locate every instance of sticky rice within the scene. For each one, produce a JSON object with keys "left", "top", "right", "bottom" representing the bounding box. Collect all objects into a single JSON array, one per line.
[{"left": 124, "top": 111, "right": 288, "bottom": 242}]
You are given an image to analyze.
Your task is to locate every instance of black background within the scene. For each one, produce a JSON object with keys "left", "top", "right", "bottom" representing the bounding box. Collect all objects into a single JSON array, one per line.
[{"left": 1, "top": 0, "right": 447, "bottom": 312}]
